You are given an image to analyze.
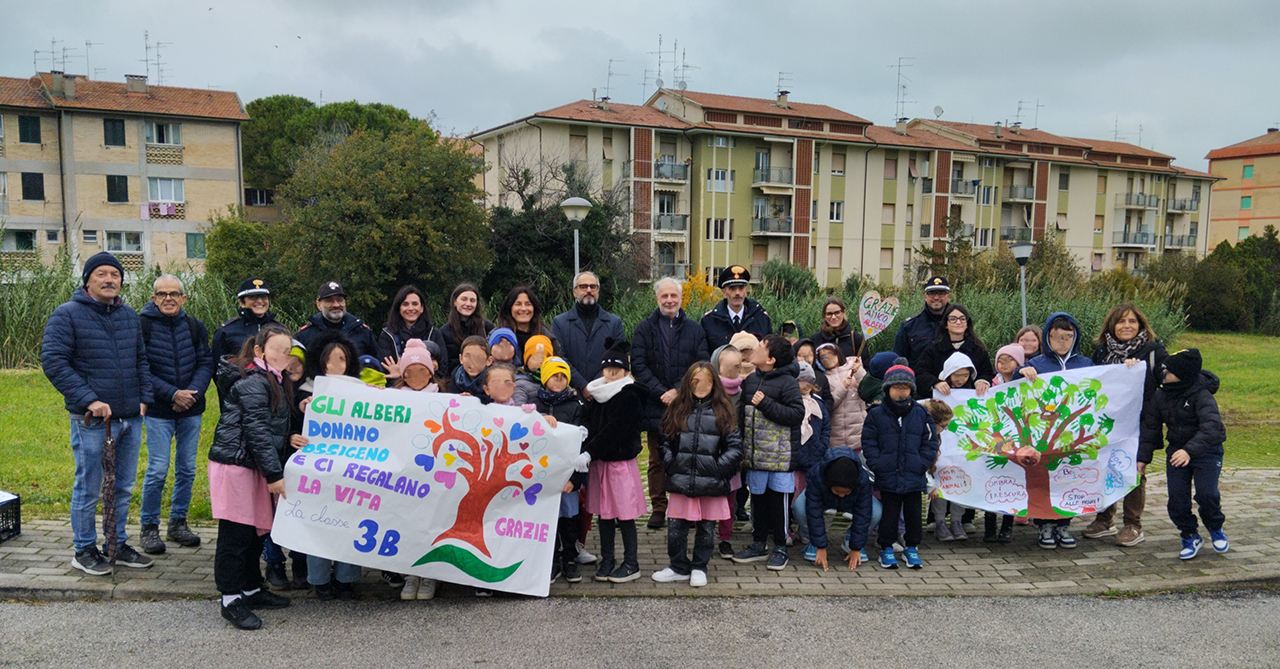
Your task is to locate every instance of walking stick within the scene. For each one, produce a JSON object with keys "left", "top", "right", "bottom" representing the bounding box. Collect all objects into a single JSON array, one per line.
[{"left": 90, "top": 415, "right": 118, "bottom": 564}]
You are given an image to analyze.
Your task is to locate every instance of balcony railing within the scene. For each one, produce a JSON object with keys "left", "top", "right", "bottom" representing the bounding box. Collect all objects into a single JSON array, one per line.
[
  {"left": 919, "top": 223, "right": 931, "bottom": 238},
  {"left": 751, "top": 217, "right": 792, "bottom": 234},
  {"left": 1006, "top": 186, "right": 1035, "bottom": 201},
  {"left": 922, "top": 178, "right": 933, "bottom": 194},
  {"left": 1113, "top": 231, "right": 1157, "bottom": 246},
  {"left": 752, "top": 167, "right": 794, "bottom": 186},
  {"left": 1116, "top": 193, "right": 1159, "bottom": 209},
  {"left": 1164, "top": 234, "right": 1198, "bottom": 248},
  {"left": 1000, "top": 226, "right": 1032, "bottom": 241},
  {"left": 654, "top": 263, "right": 689, "bottom": 279},
  {"left": 960, "top": 224, "right": 975, "bottom": 237},
  {"left": 0, "top": 249, "right": 40, "bottom": 270},
  {"left": 750, "top": 263, "right": 763, "bottom": 281},
  {"left": 950, "top": 179, "right": 977, "bottom": 196},
  {"left": 654, "top": 162, "right": 689, "bottom": 181},
  {"left": 653, "top": 214, "right": 689, "bottom": 232},
  {"left": 1167, "top": 198, "right": 1199, "bottom": 212}
]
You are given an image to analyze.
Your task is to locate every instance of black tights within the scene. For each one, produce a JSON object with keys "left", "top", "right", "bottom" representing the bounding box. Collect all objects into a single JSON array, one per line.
[
  {"left": 598, "top": 518, "right": 638, "bottom": 567},
  {"left": 751, "top": 490, "right": 789, "bottom": 548}
]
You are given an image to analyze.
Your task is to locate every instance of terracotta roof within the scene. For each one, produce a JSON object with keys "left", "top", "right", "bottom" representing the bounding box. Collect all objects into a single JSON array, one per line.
[
  {"left": 673, "top": 89, "right": 870, "bottom": 124},
  {"left": 926, "top": 120, "right": 1090, "bottom": 148},
  {"left": 1170, "top": 164, "right": 1217, "bottom": 179},
  {"left": 0, "top": 74, "right": 247, "bottom": 121},
  {"left": 1205, "top": 130, "right": 1280, "bottom": 160},
  {"left": 1063, "top": 136, "right": 1172, "bottom": 160},
  {"left": 684, "top": 121, "right": 873, "bottom": 144},
  {"left": 865, "top": 125, "right": 985, "bottom": 152},
  {"left": 533, "top": 99, "right": 690, "bottom": 130}
]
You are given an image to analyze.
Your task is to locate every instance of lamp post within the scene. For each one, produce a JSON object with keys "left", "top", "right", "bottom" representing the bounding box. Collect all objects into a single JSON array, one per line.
[
  {"left": 1011, "top": 241, "right": 1034, "bottom": 328},
  {"left": 559, "top": 197, "right": 593, "bottom": 278}
]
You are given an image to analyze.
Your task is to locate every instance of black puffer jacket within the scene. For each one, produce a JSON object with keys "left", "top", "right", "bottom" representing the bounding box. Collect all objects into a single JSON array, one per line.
[
  {"left": 582, "top": 383, "right": 647, "bottom": 462},
  {"left": 210, "top": 361, "right": 291, "bottom": 483},
  {"left": 660, "top": 399, "right": 743, "bottom": 498},
  {"left": 1138, "top": 371, "right": 1225, "bottom": 464},
  {"left": 912, "top": 335, "right": 995, "bottom": 399},
  {"left": 534, "top": 391, "right": 587, "bottom": 491},
  {"left": 439, "top": 319, "right": 494, "bottom": 374}
]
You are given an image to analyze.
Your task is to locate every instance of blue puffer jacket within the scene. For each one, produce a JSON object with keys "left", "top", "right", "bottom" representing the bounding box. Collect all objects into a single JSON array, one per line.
[
  {"left": 805, "top": 447, "right": 873, "bottom": 551},
  {"left": 140, "top": 302, "right": 215, "bottom": 419},
  {"left": 1024, "top": 312, "right": 1095, "bottom": 374},
  {"left": 42, "top": 287, "right": 152, "bottom": 417},
  {"left": 860, "top": 401, "right": 939, "bottom": 494}
]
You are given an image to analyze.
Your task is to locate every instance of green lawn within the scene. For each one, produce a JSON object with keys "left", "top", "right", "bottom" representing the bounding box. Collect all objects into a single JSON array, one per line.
[{"left": 2, "top": 332, "right": 1275, "bottom": 519}]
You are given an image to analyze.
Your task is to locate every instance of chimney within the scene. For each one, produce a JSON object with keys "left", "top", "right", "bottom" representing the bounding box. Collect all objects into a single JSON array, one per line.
[
  {"left": 63, "top": 74, "right": 75, "bottom": 100},
  {"left": 1010, "top": 121, "right": 1022, "bottom": 135},
  {"left": 125, "top": 74, "right": 148, "bottom": 94},
  {"left": 600, "top": 97, "right": 610, "bottom": 111},
  {"left": 50, "top": 71, "right": 65, "bottom": 96},
  {"left": 776, "top": 90, "right": 790, "bottom": 108},
  {"left": 895, "top": 118, "right": 907, "bottom": 135},
  {"left": 994, "top": 121, "right": 1002, "bottom": 139},
  {"left": 1269, "top": 128, "right": 1279, "bottom": 133}
]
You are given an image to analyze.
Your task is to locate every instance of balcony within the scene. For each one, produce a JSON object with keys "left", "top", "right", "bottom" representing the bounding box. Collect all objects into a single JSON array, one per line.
[
  {"left": 750, "top": 263, "right": 763, "bottom": 281},
  {"left": 960, "top": 224, "right": 975, "bottom": 237},
  {"left": 654, "top": 263, "right": 689, "bottom": 279},
  {"left": 1164, "top": 234, "right": 1198, "bottom": 249},
  {"left": 751, "top": 217, "right": 792, "bottom": 235},
  {"left": 1006, "top": 186, "right": 1035, "bottom": 201},
  {"left": 653, "top": 214, "right": 689, "bottom": 233},
  {"left": 1000, "top": 226, "right": 1032, "bottom": 242},
  {"left": 654, "top": 162, "right": 689, "bottom": 182},
  {"left": 919, "top": 223, "right": 931, "bottom": 238},
  {"left": 752, "top": 167, "right": 794, "bottom": 186},
  {"left": 0, "top": 249, "right": 40, "bottom": 270},
  {"left": 1113, "top": 231, "right": 1158, "bottom": 247},
  {"left": 1167, "top": 198, "right": 1199, "bottom": 213},
  {"left": 145, "top": 144, "right": 183, "bottom": 166},
  {"left": 951, "top": 179, "right": 977, "bottom": 196},
  {"left": 1116, "top": 193, "right": 1159, "bottom": 209}
]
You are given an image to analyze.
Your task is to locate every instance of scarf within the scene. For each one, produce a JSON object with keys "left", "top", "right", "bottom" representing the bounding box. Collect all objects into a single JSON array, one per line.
[
  {"left": 800, "top": 393, "right": 822, "bottom": 443},
  {"left": 586, "top": 375, "right": 634, "bottom": 403},
  {"left": 821, "top": 319, "right": 848, "bottom": 337},
  {"left": 253, "top": 357, "right": 283, "bottom": 383},
  {"left": 886, "top": 395, "right": 915, "bottom": 418},
  {"left": 1100, "top": 330, "right": 1149, "bottom": 364},
  {"left": 452, "top": 365, "right": 485, "bottom": 396},
  {"left": 576, "top": 300, "right": 600, "bottom": 336},
  {"left": 720, "top": 376, "right": 742, "bottom": 395},
  {"left": 537, "top": 385, "right": 574, "bottom": 406}
]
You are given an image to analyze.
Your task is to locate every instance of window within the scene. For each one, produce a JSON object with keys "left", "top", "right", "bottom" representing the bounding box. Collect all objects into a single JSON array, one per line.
[
  {"left": 569, "top": 134, "right": 587, "bottom": 162},
  {"left": 657, "top": 192, "right": 676, "bottom": 215},
  {"left": 1092, "top": 253, "right": 1103, "bottom": 272},
  {"left": 831, "top": 153, "right": 846, "bottom": 176},
  {"left": 811, "top": 199, "right": 818, "bottom": 221},
  {"left": 106, "top": 231, "right": 143, "bottom": 253},
  {"left": 1239, "top": 226, "right": 1250, "bottom": 240},
  {"left": 1094, "top": 215, "right": 1104, "bottom": 233},
  {"left": 883, "top": 157, "right": 898, "bottom": 180},
  {"left": 1192, "top": 185, "right": 1201, "bottom": 201},
  {"left": 0, "top": 172, "right": 5, "bottom": 200},
  {"left": 21, "top": 173, "right": 44, "bottom": 201},
  {"left": 880, "top": 248, "right": 893, "bottom": 269},
  {"left": 707, "top": 136, "right": 735, "bottom": 148},
  {"left": 145, "top": 121, "right": 181, "bottom": 145},
  {"left": 881, "top": 204, "right": 894, "bottom": 225},
  {"left": 1097, "top": 175, "right": 1107, "bottom": 194},
  {"left": 705, "top": 169, "right": 734, "bottom": 193},
  {"left": 103, "top": 119, "right": 126, "bottom": 147},
  {"left": 705, "top": 218, "right": 733, "bottom": 241},
  {"left": 1058, "top": 170, "right": 1070, "bottom": 191},
  {"left": 148, "top": 177, "right": 184, "bottom": 202},
  {"left": 1, "top": 230, "right": 35, "bottom": 251},
  {"left": 982, "top": 186, "right": 993, "bottom": 204},
  {"left": 1243, "top": 165, "right": 1254, "bottom": 179},
  {"left": 245, "top": 188, "right": 274, "bottom": 206},
  {"left": 1154, "top": 175, "right": 1162, "bottom": 183},
  {"left": 827, "top": 246, "right": 842, "bottom": 269},
  {"left": 46, "top": 230, "right": 59, "bottom": 243},
  {"left": 813, "top": 153, "right": 819, "bottom": 174},
  {"left": 905, "top": 204, "right": 913, "bottom": 223},
  {"left": 1056, "top": 213, "right": 1068, "bottom": 230},
  {"left": 755, "top": 150, "right": 770, "bottom": 171},
  {"left": 18, "top": 116, "right": 41, "bottom": 144},
  {"left": 1241, "top": 195, "right": 1252, "bottom": 210},
  {"left": 982, "top": 158, "right": 995, "bottom": 168},
  {"left": 603, "top": 137, "right": 614, "bottom": 161},
  {"left": 829, "top": 201, "right": 844, "bottom": 223},
  {"left": 83, "top": 230, "right": 98, "bottom": 244},
  {"left": 186, "top": 233, "right": 207, "bottom": 259},
  {"left": 106, "top": 175, "right": 129, "bottom": 203}
]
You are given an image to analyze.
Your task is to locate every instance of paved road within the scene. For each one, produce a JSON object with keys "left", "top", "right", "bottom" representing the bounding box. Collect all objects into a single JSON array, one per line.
[{"left": 3, "top": 591, "right": 1278, "bottom": 668}]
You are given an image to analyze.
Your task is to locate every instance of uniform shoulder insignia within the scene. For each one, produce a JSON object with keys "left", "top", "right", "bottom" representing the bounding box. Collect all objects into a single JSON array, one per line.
[
  {"left": 220, "top": 317, "right": 240, "bottom": 327},
  {"left": 298, "top": 324, "right": 312, "bottom": 331}
]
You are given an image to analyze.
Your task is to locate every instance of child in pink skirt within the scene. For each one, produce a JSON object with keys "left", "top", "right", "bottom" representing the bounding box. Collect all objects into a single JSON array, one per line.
[
  {"left": 581, "top": 338, "right": 648, "bottom": 583},
  {"left": 653, "top": 361, "right": 743, "bottom": 587}
]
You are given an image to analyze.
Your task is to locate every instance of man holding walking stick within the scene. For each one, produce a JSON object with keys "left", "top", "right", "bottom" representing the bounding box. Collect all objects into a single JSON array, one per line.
[{"left": 42, "top": 252, "right": 154, "bottom": 575}]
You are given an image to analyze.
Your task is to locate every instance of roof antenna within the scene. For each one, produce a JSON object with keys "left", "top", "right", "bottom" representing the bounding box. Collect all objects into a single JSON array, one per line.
[
  {"left": 1033, "top": 98, "right": 1045, "bottom": 129},
  {"left": 85, "top": 40, "right": 102, "bottom": 79},
  {"left": 604, "top": 58, "right": 625, "bottom": 101},
  {"left": 776, "top": 71, "right": 792, "bottom": 97},
  {"left": 889, "top": 57, "right": 915, "bottom": 121}
]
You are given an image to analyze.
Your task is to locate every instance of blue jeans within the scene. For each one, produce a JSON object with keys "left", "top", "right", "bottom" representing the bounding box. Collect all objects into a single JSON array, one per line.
[
  {"left": 69, "top": 415, "right": 144, "bottom": 551},
  {"left": 306, "top": 555, "right": 362, "bottom": 585},
  {"left": 141, "top": 415, "right": 202, "bottom": 525},
  {"left": 1166, "top": 448, "right": 1225, "bottom": 539},
  {"left": 792, "top": 491, "right": 881, "bottom": 546}
]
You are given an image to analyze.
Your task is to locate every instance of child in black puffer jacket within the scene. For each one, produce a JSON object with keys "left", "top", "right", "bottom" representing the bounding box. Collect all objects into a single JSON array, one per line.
[
  {"left": 655, "top": 361, "right": 742, "bottom": 587},
  {"left": 533, "top": 357, "right": 588, "bottom": 584},
  {"left": 1139, "top": 348, "right": 1229, "bottom": 560}
]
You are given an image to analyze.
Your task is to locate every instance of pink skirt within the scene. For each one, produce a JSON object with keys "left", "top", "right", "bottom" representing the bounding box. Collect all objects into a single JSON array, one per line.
[
  {"left": 667, "top": 493, "right": 731, "bottom": 522},
  {"left": 208, "top": 461, "right": 276, "bottom": 535},
  {"left": 586, "top": 458, "right": 647, "bottom": 521}
]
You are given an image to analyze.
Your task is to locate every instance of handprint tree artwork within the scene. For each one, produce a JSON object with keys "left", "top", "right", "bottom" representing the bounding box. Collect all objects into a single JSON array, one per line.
[{"left": 948, "top": 375, "right": 1116, "bottom": 519}]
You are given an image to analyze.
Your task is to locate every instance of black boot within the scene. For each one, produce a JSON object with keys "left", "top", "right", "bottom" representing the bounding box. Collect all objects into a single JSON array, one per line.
[
  {"left": 139, "top": 523, "right": 166, "bottom": 555},
  {"left": 290, "top": 554, "right": 309, "bottom": 589},
  {"left": 166, "top": 517, "right": 202, "bottom": 547},
  {"left": 983, "top": 513, "right": 999, "bottom": 543},
  {"left": 265, "top": 562, "right": 289, "bottom": 589}
]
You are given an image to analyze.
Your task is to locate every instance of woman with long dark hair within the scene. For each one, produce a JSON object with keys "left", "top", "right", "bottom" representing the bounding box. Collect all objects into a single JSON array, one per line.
[
  {"left": 376, "top": 285, "right": 448, "bottom": 372},
  {"left": 811, "top": 296, "right": 865, "bottom": 360},
  {"left": 497, "top": 285, "right": 558, "bottom": 357},
  {"left": 438, "top": 283, "right": 493, "bottom": 374},
  {"left": 910, "top": 304, "right": 994, "bottom": 399}
]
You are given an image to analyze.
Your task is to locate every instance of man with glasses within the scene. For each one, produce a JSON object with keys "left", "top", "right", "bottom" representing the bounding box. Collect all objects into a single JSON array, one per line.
[
  {"left": 552, "top": 271, "right": 625, "bottom": 399},
  {"left": 137, "top": 274, "right": 215, "bottom": 554},
  {"left": 295, "top": 281, "right": 376, "bottom": 358},
  {"left": 892, "top": 276, "right": 952, "bottom": 365},
  {"left": 701, "top": 265, "right": 771, "bottom": 351}
]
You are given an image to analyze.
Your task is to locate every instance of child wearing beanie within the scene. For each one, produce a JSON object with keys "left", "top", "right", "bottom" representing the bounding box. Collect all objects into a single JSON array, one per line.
[
  {"left": 531, "top": 357, "right": 590, "bottom": 584},
  {"left": 393, "top": 339, "right": 440, "bottom": 392},
  {"left": 859, "top": 351, "right": 900, "bottom": 406},
  {"left": 802, "top": 447, "right": 873, "bottom": 571},
  {"left": 861, "top": 358, "right": 938, "bottom": 570},
  {"left": 992, "top": 343, "right": 1026, "bottom": 386},
  {"left": 487, "top": 328, "right": 519, "bottom": 365},
  {"left": 514, "top": 334, "right": 553, "bottom": 405}
]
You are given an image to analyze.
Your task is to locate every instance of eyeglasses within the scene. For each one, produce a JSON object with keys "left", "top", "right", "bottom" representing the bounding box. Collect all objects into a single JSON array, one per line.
[
  {"left": 824, "top": 309, "right": 844, "bottom": 317},
  {"left": 245, "top": 295, "right": 269, "bottom": 303},
  {"left": 154, "top": 291, "right": 184, "bottom": 299},
  {"left": 576, "top": 284, "right": 599, "bottom": 291},
  {"left": 947, "top": 315, "right": 968, "bottom": 324}
]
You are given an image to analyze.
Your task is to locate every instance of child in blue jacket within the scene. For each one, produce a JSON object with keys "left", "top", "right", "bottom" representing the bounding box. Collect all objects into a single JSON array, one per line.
[
  {"left": 802, "top": 447, "right": 873, "bottom": 571},
  {"left": 861, "top": 359, "right": 939, "bottom": 570}
]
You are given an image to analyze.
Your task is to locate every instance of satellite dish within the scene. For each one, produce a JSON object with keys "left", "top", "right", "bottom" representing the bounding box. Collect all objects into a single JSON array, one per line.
[
  {"left": 933, "top": 105, "right": 944, "bottom": 119},
  {"left": 678, "top": 80, "right": 687, "bottom": 91},
  {"left": 656, "top": 98, "right": 668, "bottom": 111},
  {"left": 655, "top": 78, "right": 665, "bottom": 90}
]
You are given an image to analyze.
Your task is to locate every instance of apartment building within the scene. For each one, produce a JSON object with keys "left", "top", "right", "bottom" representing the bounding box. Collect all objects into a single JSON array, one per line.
[
  {"left": 0, "top": 71, "right": 247, "bottom": 273},
  {"left": 1205, "top": 128, "right": 1280, "bottom": 249}
]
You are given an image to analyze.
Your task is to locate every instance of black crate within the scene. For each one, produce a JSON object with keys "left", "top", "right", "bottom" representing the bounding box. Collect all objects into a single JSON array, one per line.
[{"left": 0, "top": 493, "right": 20, "bottom": 544}]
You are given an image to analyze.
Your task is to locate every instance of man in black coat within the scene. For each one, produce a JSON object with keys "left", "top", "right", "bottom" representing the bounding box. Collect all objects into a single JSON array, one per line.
[
  {"left": 892, "top": 276, "right": 953, "bottom": 364},
  {"left": 701, "top": 265, "right": 771, "bottom": 352},
  {"left": 295, "top": 281, "right": 376, "bottom": 359},
  {"left": 632, "top": 277, "right": 710, "bottom": 529}
]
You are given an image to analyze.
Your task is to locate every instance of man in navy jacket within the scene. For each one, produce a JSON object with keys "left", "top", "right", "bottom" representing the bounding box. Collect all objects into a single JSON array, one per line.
[
  {"left": 701, "top": 265, "right": 771, "bottom": 351},
  {"left": 551, "top": 271, "right": 625, "bottom": 396},
  {"left": 42, "top": 252, "right": 154, "bottom": 576},
  {"left": 138, "top": 274, "right": 215, "bottom": 555}
]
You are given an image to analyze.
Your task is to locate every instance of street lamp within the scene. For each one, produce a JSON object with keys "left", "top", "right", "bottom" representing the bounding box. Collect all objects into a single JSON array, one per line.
[
  {"left": 1011, "top": 241, "right": 1034, "bottom": 327},
  {"left": 559, "top": 196, "right": 593, "bottom": 278}
]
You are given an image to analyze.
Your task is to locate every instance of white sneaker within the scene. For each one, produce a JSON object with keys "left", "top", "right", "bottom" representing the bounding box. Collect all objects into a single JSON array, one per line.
[
  {"left": 417, "top": 578, "right": 438, "bottom": 600},
  {"left": 651, "top": 567, "right": 690, "bottom": 583},
  {"left": 400, "top": 576, "right": 420, "bottom": 600},
  {"left": 575, "top": 541, "right": 597, "bottom": 565},
  {"left": 842, "top": 512, "right": 854, "bottom": 521},
  {"left": 892, "top": 542, "right": 904, "bottom": 552},
  {"left": 690, "top": 570, "right": 707, "bottom": 587}
]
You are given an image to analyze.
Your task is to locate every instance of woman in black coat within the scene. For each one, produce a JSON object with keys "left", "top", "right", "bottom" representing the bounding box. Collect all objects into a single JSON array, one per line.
[
  {"left": 376, "top": 285, "right": 448, "bottom": 372},
  {"left": 811, "top": 295, "right": 865, "bottom": 360},
  {"left": 437, "top": 283, "right": 494, "bottom": 374},
  {"left": 911, "top": 304, "right": 994, "bottom": 399}
]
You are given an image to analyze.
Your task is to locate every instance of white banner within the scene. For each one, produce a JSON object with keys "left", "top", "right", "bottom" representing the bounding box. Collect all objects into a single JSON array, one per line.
[
  {"left": 271, "top": 376, "right": 579, "bottom": 597},
  {"left": 932, "top": 363, "right": 1144, "bottom": 520}
]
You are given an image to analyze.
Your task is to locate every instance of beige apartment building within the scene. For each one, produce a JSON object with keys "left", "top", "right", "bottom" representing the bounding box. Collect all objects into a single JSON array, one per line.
[
  {"left": 0, "top": 71, "right": 247, "bottom": 274},
  {"left": 1205, "top": 128, "right": 1280, "bottom": 249}
]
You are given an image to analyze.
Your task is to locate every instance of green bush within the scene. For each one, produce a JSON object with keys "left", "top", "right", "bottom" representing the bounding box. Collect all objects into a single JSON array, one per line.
[{"left": 759, "top": 259, "right": 819, "bottom": 300}]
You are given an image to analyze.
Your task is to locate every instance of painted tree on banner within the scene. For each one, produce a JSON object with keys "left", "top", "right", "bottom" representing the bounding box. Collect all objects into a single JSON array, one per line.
[
  {"left": 429, "top": 412, "right": 532, "bottom": 557},
  {"left": 948, "top": 376, "right": 1115, "bottom": 518}
]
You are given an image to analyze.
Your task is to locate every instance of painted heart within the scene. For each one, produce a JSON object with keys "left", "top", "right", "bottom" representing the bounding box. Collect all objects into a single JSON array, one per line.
[
  {"left": 443, "top": 453, "right": 456, "bottom": 466},
  {"left": 424, "top": 420, "right": 441, "bottom": 433},
  {"left": 434, "top": 471, "right": 457, "bottom": 489},
  {"left": 449, "top": 398, "right": 460, "bottom": 408},
  {"left": 450, "top": 413, "right": 461, "bottom": 422},
  {"left": 510, "top": 423, "right": 529, "bottom": 440},
  {"left": 518, "top": 442, "right": 530, "bottom": 450},
  {"left": 539, "top": 456, "right": 549, "bottom": 467},
  {"left": 523, "top": 483, "right": 542, "bottom": 506},
  {"left": 481, "top": 427, "right": 493, "bottom": 437},
  {"left": 414, "top": 454, "right": 435, "bottom": 472},
  {"left": 531, "top": 423, "right": 545, "bottom": 436},
  {"left": 857, "top": 290, "right": 901, "bottom": 341},
  {"left": 493, "top": 417, "right": 504, "bottom": 427},
  {"left": 520, "top": 464, "right": 533, "bottom": 478}
]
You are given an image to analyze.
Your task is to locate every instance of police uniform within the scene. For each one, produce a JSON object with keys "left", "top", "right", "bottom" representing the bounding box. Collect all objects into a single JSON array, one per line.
[
  {"left": 700, "top": 265, "right": 772, "bottom": 351},
  {"left": 891, "top": 276, "right": 951, "bottom": 364}
]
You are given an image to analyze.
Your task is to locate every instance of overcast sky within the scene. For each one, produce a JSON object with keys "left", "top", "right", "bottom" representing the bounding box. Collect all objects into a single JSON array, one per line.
[{"left": 5, "top": 0, "right": 1277, "bottom": 169}]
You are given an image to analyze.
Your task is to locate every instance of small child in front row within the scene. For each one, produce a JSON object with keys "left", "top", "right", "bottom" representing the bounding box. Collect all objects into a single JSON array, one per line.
[
  {"left": 452, "top": 335, "right": 490, "bottom": 400},
  {"left": 862, "top": 359, "right": 939, "bottom": 570},
  {"left": 929, "top": 356, "right": 973, "bottom": 541},
  {"left": 481, "top": 364, "right": 520, "bottom": 406},
  {"left": 514, "top": 335, "right": 553, "bottom": 405},
  {"left": 581, "top": 338, "right": 649, "bottom": 583},
  {"left": 488, "top": 328, "right": 519, "bottom": 366},
  {"left": 992, "top": 344, "right": 1026, "bottom": 386},
  {"left": 1139, "top": 348, "right": 1229, "bottom": 560},
  {"left": 532, "top": 357, "right": 588, "bottom": 584},
  {"left": 653, "top": 362, "right": 742, "bottom": 587}
]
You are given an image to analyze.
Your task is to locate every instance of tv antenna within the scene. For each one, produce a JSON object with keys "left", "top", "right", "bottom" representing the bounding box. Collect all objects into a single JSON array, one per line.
[
  {"left": 153, "top": 40, "right": 172, "bottom": 85},
  {"left": 889, "top": 57, "right": 915, "bottom": 120},
  {"left": 1137, "top": 123, "right": 1143, "bottom": 147},
  {"left": 60, "top": 47, "right": 81, "bottom": 73},
  {"left": 1111, "top": 116, "right": 1128, "bottom": 142},
  {"left": 776, "top": 71, "right": 793, "bottom": 97},
  {"left": 1032, "top": 98, "right": 1045, "bottom": 129},
  {"left": 639, "top": 68, "right": 656, "bottom": 102},
  {"left": 141, "top": 31, "right": 151, "bottom": 80},
  {"left": 676, "top": 48, "right": 698, "bottom": 89},
  {"left": 603, "top": 58, "right": 626, "bottom": 100},
  {"left": 85, "top": 40, "right": 102, "bottom": 79}
]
